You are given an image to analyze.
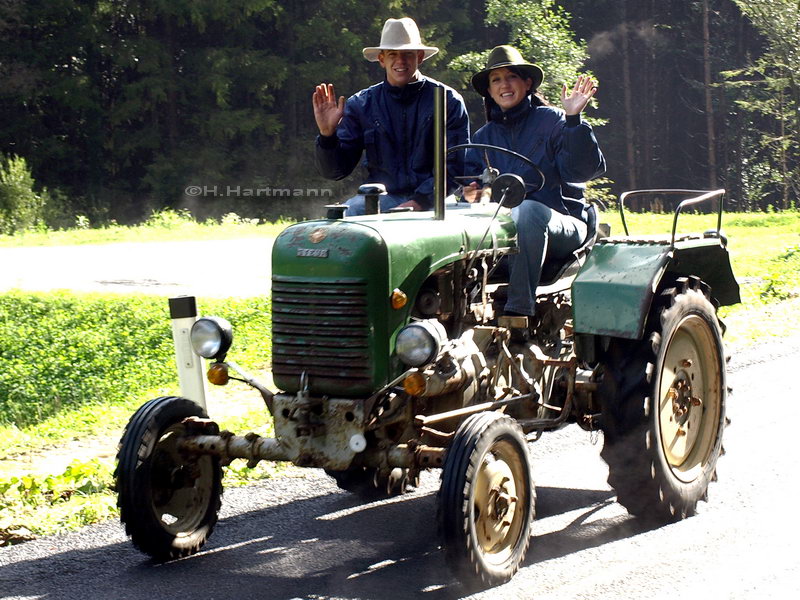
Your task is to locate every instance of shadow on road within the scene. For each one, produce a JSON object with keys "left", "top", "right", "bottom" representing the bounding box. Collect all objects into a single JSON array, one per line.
[{"left": 0, "top": 476, "right": 663, "bottom": 600}]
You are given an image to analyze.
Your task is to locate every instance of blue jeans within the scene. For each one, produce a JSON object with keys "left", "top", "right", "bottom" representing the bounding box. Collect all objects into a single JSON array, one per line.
[
  {"left": 505, "top": 200, "right": 588, "bottom": 316},
  {"left": 344, "top": 193, "right": 459, "bottom": 215},
  {"left": 344, "top": 193, "right": 413, "bottom": 216}
]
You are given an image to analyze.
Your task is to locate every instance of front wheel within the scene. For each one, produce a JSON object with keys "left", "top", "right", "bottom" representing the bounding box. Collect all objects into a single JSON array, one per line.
[
  {"left": 599, "top": 277, "right": 726, "bottom": 522},
  {"left": 438, "top": 412, "right": 535, "bottom": 588},
  {"left": 115, "top": 396, "right": 222, "bottom": 560}
]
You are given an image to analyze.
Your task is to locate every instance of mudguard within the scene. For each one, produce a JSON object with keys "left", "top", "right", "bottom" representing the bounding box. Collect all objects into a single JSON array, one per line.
[{"left": 572, "top": 236, "right": 739, "bottom": 341}]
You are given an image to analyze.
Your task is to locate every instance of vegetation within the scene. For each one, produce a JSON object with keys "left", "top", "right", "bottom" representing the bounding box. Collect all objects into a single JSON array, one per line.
[
  {"left": 2, "top": 1, "right": 795, "bottom": 223},
  {"left": 0, "top": 289, "right": 273, "bottom": 545},
  {"left": 0, "top": 154, "right": 48, "bottom": 235},
  {"left": 0, "top": 208, "right": 292, "bottom": 247}
]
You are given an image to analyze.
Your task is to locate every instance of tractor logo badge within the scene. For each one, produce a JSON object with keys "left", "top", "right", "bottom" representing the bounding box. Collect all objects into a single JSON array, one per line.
[{"left": 309, "top": 228, "right": 327, "bottom": 243}]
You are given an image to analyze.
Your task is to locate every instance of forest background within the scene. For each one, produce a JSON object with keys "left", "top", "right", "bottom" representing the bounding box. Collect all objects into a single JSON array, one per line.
[{"left": 0, "top": 0, "right": 797, "bottom": 229}]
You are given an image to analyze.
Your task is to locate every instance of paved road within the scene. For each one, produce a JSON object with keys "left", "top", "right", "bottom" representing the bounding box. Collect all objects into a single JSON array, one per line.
[
  {"left": 0, "top": 238, "right": 274, "bottom": 298},
  {"left": 1, "top": 337, "right": 799, "bottom": 599}
]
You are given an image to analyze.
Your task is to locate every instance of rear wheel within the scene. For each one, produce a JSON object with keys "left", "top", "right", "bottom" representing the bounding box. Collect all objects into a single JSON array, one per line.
[
  {"left": 115, "top": 396, "right": 222, "bottom": 559},
  {"left": 438, "top": 412, "right": 535, "bottom": 587},
  {"left": 599, "top": 278, "right": 726, "bottom": 522}
]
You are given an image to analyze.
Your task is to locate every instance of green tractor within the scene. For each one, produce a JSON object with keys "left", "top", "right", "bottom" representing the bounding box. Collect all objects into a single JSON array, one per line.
[{"left": 115, "top": 89, "right": 739, "bottom": 587}]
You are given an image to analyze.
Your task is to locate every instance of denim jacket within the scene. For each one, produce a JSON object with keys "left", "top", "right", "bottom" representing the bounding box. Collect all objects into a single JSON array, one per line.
[{"left": 315, "top": 75, "right": 469, "bottom": 210}]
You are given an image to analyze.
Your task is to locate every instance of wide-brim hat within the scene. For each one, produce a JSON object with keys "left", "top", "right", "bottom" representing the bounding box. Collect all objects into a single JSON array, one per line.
[
  {"left": 363, "top": 17, "right": 439, "bottom": 62},
  {"left": 471, "top": 45, "right": 544, "bottom": 97}
]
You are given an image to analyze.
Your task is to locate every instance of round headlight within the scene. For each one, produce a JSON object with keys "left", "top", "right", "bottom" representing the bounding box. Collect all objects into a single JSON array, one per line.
[
  {"left": 190, "top": 316, "right": 233, "bottom": 360},
  {"left": 395, "top": 320, "right": 447, "bottom": 367}
]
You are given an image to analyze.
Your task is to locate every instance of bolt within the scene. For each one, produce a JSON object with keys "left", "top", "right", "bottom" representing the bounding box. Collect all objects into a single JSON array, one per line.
[
  {"left": 676, "top": 428, "right": 687, "bottom": 437},
  {"left": 681, "top": 359, "right": 693, "bottom": 368},
  {"left": 690, "top": 396, "right": 702, "bottom": 407}
]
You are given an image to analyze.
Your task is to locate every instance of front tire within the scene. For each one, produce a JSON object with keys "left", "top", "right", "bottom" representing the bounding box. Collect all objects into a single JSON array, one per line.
[
  {"left": 115, "top": 396, "right": 222, "bottom": 560},
  {"left": 599, "top": 278, "right": 726, "bottom": 522},
  {"left": 438, "top": 412, "right": 535, "bottom": 588}
]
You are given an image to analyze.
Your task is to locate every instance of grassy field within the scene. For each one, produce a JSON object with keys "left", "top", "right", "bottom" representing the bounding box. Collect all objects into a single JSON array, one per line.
[
  {"left": 0, "top": 209, "right": 292, "bottom": 247},
  {"left": 0, "top": 208, "right": 798, "bottom": 545}
]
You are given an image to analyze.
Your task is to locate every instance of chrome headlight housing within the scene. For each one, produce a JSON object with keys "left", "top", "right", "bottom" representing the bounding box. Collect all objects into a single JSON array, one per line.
[
  {"left": 190, "top": 316, "right": 233, "bottom": 360},
  {"left": 395, "top": 319, "right": 448, "bottom": 367}
]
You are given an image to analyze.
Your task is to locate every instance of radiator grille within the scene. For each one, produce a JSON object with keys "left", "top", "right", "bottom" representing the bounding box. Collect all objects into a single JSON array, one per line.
[{"left": 271, "top": 277, "right": 373, "bottom": 391}]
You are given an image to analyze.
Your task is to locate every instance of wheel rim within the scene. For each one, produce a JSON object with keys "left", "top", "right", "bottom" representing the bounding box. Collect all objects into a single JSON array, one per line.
[
  {"left": 657, "top": 315, "right": 722, "bottom": 482},
  {"left": 150, "top": 424, "right": 215, "bottom": 535},
  {"left": 472, "top": 439, "right": 528, "bottom": 564}
]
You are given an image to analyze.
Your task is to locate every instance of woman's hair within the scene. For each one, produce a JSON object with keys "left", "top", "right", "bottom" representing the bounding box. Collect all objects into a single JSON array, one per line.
[{"left": 483, "top": 65, "right": 550, "bottom": 121}]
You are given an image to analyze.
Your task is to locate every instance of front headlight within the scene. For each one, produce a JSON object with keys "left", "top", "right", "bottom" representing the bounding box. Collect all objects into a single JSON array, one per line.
[
  {"left": 190, "top": 316, "right": 233, "bottom": 360},
  {"left": 395, "top": 319, "right": 448, "bottom": 367}
]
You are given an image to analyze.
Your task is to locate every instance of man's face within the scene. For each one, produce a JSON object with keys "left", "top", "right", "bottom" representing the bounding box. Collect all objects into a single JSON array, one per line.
[{"left": 378, "top": 50, "right": 424, "bottom": 87}]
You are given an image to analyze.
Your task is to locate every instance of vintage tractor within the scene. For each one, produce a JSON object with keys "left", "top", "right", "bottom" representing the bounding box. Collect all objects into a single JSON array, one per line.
[{"left": 115, "top": 88, "right": 739, "bottom": 587}]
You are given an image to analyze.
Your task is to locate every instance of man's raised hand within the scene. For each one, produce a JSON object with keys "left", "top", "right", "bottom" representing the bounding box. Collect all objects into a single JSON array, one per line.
[{"left": 313, "top": 83, "right": 345, "bottom": 137}]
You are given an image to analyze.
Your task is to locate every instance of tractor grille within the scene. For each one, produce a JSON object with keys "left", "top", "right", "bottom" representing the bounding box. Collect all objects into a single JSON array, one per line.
[{"left": 271, "top": 277, "right": 373, "bottom": 392}]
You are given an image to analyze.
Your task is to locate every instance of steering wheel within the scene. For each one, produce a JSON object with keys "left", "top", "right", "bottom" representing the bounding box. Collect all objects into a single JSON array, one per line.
[{"left": 447, "top": 143, "right": 545, "bottom": 195}]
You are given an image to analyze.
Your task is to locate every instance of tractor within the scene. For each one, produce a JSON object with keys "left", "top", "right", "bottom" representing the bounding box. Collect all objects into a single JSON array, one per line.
[{"left": 115, "top": 87, "right": 739, "bottom": 587}]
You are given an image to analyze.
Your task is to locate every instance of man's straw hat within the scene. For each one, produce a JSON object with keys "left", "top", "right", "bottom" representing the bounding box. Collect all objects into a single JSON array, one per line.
[{"left": 363, "top": 17, "right": 439, "bottom": 62}]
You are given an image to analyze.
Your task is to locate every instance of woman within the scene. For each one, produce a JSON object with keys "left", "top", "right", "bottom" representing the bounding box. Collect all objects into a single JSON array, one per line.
[{"left": 465, "top": 45, "right": 605, "bottom": 317}]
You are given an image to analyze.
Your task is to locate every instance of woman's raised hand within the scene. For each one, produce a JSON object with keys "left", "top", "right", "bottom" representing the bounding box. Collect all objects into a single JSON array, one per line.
[{"left": 561, "top": 75, "right": 597, "bottom": 116}]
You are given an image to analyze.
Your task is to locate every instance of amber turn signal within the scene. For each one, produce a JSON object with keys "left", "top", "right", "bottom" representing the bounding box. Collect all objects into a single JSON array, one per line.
[
  {"left": 403, "top": 371, "right": 426, "bottom": 396},
  {"left": 207, "top": 362, "right": 230, "bottom": 386},
  {"left": 391, "top": 288, "right": 408, "bottom": 310}
]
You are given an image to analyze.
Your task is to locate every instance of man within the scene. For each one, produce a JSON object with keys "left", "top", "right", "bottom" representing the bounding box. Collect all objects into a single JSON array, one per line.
[{"left": 313, "top": 17, "right": 469, "bottom": 215}]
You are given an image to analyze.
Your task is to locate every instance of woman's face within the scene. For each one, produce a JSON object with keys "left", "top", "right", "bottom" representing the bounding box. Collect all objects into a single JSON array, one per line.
[{"left": 488, "top": 67, "right": 532, "bottom": 111}]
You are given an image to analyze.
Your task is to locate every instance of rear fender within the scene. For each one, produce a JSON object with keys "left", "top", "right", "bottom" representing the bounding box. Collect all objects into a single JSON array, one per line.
[{"left": 571, "top": 237, "right": 739, "bottom": 343}]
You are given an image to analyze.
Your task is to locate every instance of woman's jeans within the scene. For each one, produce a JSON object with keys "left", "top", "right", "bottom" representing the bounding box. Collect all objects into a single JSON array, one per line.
[{"left": 505, "top": 199, "right": 587, "bottom": 316}]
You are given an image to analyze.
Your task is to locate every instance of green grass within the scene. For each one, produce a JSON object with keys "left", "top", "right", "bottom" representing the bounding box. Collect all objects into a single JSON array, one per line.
[
  {"left": 0, "top": 209, "right": 294, "bottom": 247},
  {"left": 0, "top": 290, "right": 273, "bottom": 546},
  {"left": 0, "top": 292, "right": 272, "bottom": 455}
]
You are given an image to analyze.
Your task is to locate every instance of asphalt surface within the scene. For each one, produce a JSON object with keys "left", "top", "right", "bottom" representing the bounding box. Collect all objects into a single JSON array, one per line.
[{"left": 1, "top": 335, "right": 799, "bottom": 599}]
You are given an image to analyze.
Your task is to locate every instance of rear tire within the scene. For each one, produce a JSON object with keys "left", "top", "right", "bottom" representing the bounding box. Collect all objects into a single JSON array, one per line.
[
  {"left": 599, "top": 278, "right": 726, "bottom": 522},
  {"left": 115, "top": 396, "right": 222, "bottom": 560},
  {"left": 438, "top": 412, "right": 535, "bottom": 588}
]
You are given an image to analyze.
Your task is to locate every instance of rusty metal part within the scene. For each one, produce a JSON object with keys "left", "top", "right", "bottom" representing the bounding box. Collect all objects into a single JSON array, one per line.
[
  {"left": 407, "top": 358, "right": 473, "bottom": 397},
  {"left": 360, "top": 443, "right": 446, "bottom": 470},
  {"left": 414, "top": 393, "right": 536, "bottom": 428},
  {"left": 224, "top": 360, "right": 275, "bottom": 416},
  {"left": 517, "top": 357, "right": 577, "bottom": 432},
  {"left": 180, "top": 432, "right": 290, "bottom": 467},
  {"left": 421, "top": 426, "right": 455, "bottom": 441}
]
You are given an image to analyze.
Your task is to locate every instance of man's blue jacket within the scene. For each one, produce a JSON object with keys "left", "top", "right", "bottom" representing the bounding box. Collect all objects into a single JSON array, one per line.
[
  {"left": 315, "top": 75, "right": 469, "bottom": 210},
  {"left": 466, "top": 97, "right": 605, "bottom": 221}
]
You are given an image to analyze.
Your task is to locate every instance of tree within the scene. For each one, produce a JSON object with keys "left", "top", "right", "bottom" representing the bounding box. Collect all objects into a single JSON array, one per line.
[
  {"left": 726, "top": 0, "right": 800, "bottom": 209},
  {"left": 449, "top": 0, "right": 590, "bottom": 111}
]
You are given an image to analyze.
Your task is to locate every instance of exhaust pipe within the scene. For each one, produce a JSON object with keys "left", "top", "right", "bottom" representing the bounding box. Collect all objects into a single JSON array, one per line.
[{"left": 434, "top": 85, "right": 446, "bottom": 221}]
